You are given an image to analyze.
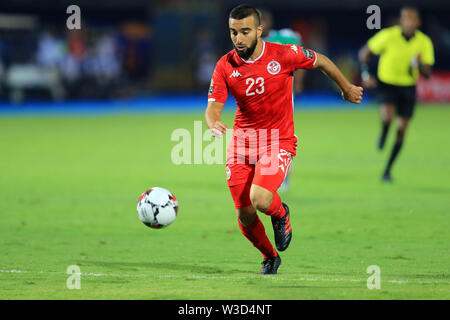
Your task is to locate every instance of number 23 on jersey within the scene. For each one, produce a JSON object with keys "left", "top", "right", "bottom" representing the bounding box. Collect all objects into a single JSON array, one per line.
[{"left": 246, "top": 77, "right": 264, "bottom": 96}]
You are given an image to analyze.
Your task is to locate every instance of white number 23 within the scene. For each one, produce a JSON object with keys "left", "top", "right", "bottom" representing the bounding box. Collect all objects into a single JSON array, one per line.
[{"left": 245, "top": 77, "right": 264, "bottom": 96}]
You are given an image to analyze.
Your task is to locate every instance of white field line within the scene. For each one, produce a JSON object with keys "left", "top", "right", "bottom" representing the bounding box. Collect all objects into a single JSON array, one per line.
[{"left": 1, "top": 269, "right": 448, "bottom": 285}]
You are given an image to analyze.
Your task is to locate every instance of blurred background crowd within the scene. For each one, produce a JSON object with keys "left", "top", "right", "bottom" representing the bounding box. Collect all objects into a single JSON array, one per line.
[{"left": 0, "top": 0, "right": 449, "bottom": 104}]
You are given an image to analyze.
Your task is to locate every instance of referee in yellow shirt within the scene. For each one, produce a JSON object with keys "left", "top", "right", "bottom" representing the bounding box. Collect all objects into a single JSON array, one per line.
[{"left": 359, "top": 6, "right": 435, "bottom": 182}]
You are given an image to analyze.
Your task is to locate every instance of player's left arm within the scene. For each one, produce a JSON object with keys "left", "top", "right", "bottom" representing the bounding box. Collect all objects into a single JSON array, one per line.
[
  {"left": 313, "top": 53, "right": 363, "bottom": 104},
  {"left": 418, "top": 61, "right": 432, "bottom": 79},
  {"left": 415, "top": 37, "right": 435, "bottom": 79}
]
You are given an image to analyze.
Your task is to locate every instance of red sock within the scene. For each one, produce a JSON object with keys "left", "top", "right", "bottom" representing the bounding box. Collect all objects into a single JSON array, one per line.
[
  {"left": 262, "top": 192, "right": 286, "bottom": 219},
  {"left": 238, "top": 216, "right": 277, "bottom": 259}
]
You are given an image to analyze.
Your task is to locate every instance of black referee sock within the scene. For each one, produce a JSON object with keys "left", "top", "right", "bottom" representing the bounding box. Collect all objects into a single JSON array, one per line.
[
  {"left": 384, "top": 140, "right": 403, "bottom": 175},
  {"left": 378, "top": 122, "right": 390, "bottom": 150}
]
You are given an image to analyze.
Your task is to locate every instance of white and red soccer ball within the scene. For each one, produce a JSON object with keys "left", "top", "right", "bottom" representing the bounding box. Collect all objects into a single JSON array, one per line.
[{"left": 137, "top": 187, "right": 178, "bottom": 229}]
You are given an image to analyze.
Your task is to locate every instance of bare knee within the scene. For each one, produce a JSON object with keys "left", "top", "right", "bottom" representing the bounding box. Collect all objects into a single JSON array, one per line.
[
  {"left": 397, "top": 117, "right": 410, "bottom": 142},
  {"left": 237, "top": 206, "right": 257, "bottom": 226},
  {"left": 380, "top": 104, "right": 395, "bottom": 124},
  {"left": 249, "top": 185, "right": 274, "bottom": 212}
]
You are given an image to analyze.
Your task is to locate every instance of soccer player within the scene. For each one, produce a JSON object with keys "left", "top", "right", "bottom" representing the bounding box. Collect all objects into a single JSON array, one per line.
[
  {"left": 260, "top": 9, "right": 305, "bottom": 192},
  {"left": 359, "top": 6, "right": 434, "bottom": 182},
  {"left": 205, "top": 5, "right": 363, "bottom": 274}
]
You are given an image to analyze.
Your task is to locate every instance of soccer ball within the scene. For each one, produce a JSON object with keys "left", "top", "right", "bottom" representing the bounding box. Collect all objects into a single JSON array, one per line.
[{"left": 137, "top": 187, "right": 178, "bottom": 229}]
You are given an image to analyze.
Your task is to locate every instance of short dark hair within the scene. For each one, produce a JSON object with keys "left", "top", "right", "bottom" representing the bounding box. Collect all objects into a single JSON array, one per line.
[
  {"left": 229, "top": 4, "right": 261, "bottom": 26},
  {"left": 401, "top": 5, "right": 420, "bottom": 17}
]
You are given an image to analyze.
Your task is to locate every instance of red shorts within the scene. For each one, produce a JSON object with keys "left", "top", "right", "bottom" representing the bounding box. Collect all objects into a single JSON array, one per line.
[{"left": 226, "top": 146, "right": 293, "bottom": 209}]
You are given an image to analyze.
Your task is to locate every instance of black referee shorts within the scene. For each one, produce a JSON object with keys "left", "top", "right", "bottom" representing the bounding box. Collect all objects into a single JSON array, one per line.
[{"left": 377, "top": 80, "right": 417, "bottom": 118}]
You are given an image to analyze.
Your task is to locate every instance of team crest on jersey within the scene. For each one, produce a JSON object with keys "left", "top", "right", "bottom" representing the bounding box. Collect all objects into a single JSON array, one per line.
[
  {"left": 208, "top": 79, "right": 214, "bottom": 94},
  {"left": 267, "top": 60, "right": 281, "bottom": 75}
]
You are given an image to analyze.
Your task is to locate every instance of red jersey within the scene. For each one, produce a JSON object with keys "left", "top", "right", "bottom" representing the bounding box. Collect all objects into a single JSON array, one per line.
[{"left": 208, "top": 41, "right": 317, "bottom": 157}]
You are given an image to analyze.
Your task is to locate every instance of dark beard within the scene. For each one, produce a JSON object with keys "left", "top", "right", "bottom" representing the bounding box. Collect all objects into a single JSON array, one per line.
[{"left": 234, "top": 38, "right": 257, "bottom": 60}]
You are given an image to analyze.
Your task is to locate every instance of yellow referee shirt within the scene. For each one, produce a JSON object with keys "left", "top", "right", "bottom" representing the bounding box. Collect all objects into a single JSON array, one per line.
[{"left": 368, "top": 25, "right": 435, "bottom": 86}]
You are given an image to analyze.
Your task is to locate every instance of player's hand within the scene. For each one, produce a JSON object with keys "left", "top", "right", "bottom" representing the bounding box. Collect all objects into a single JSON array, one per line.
[
  {"left": 342, "top": 85, "right": 364, "bottom": 104},
  {"left": 210, "top": 120, "right": 228, "bottom": 138}
]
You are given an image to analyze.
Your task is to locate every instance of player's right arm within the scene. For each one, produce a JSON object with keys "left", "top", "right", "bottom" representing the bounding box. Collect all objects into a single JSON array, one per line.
[
  {"left": 205, "top": 101, "right": 227, "bottom": 137},
  {"left": 205, "top": 57, "right": 229, "bottom": 138}
]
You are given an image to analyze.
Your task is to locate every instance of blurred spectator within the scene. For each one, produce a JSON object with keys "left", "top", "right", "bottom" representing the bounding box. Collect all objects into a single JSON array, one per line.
[
  {"left": 95, "top": 32, "right": 121, "bottom": 82},
  {"left": 82, "top": 32, "right": 120, "bottom": 83},
  {"left": 59, "top": 29, "right": 85, "bottom": 97},
  {"left": 119, "top": 22, "right": 152, "bottom": 81},
  {"left": 193, "top": 28, "right": 217, "bottom": 91},
  {"left": 36, "top": 31, "right": 65, "bottom": 68},
  {"left": 67, "top": 29, "right": 86, "bottom": 59}
]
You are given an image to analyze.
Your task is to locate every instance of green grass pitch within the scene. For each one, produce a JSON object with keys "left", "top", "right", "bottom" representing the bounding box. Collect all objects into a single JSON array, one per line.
[{"left": 0, "top": 104, "right": 449, "bottom": 299}]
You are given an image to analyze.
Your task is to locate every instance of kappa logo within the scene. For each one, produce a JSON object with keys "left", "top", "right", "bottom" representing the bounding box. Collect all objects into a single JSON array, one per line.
[
  {"left": 229, "top": 70, "right": 242, "bottom": 78},
  {"left": 267, "top": 60, "right": 281, "bottom": 75},
  {"left": 290, "top": 45, "right": 298, "bottom": 54}
]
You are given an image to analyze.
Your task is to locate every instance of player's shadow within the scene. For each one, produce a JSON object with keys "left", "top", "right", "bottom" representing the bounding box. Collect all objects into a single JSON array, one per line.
[{"left": 81, "top": 260, "right": 250, "bottom": 275}]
